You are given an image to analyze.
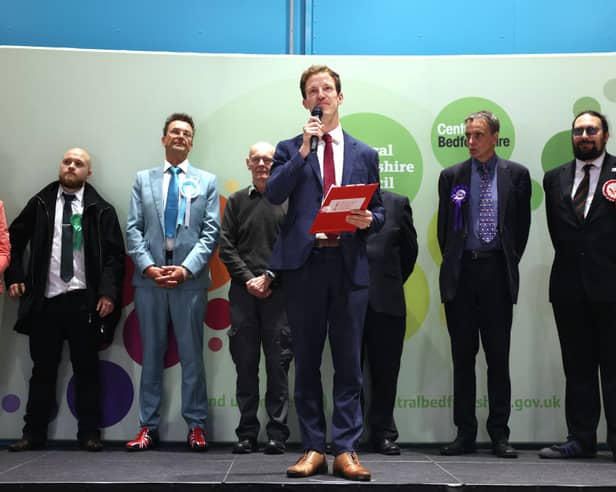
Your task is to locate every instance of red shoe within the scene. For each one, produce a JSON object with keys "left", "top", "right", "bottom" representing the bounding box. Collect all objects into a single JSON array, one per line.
[
  {"left": 126, "top": 427, "right": 159, "bottom": 451},
  {"left": 187, "top": 426, "right": 208, "bottom": 451}
]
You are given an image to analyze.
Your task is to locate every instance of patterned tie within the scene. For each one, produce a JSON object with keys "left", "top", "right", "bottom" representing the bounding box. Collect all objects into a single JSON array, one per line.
[
  {"left": 164, "top": 167, "right": 181, "bottom": 238},
  {"left": 572, "top": 164, "right": 592, "bottom": 221},
  {"left": 322, "top": 133, "right": 336, "bottom": 196},
  {"left": 478, "top": 164, "right": 496, "bottom": 244},
  {"left": 60, "top": 193, "right": 75, "bottom": 282}
]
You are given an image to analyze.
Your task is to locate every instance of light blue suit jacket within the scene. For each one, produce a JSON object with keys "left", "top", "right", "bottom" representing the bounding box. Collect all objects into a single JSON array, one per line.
[{"left": 126, "top": 162, "right": 220, "bottom": 290}]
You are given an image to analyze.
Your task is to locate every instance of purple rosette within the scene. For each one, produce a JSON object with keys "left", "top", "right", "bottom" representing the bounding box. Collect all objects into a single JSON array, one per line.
[{"left": 450, "top": 185, "right": 469, "bottom": 232}]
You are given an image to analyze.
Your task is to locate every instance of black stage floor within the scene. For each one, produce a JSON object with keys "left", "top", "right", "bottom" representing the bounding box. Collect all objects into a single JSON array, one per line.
[{"left": 0, "top": 443, "right": 616, "bottom": 491}]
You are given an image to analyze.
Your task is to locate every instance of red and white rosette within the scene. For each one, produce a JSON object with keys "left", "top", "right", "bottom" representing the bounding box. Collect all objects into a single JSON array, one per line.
[{"left": 602, "top": 179, "right": 616, "bottom": 203}]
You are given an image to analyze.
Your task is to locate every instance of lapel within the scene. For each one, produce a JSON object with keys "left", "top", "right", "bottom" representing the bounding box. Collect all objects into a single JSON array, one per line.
[
  {"left": 496, "top": 157, "right": 511, "bottom": 230},
  {"left": 341, "top": 132, "right": 354, "bottom": 185},
  {"left": 149, "top": 165, "right": 165, "bottom": 232},
  {"left": 300, "top": 135, "right": 323, "bottom": 189},
  {"left": 558, "top": 160, "right": 577, "bottom": 221},
  {"left": 453, "top": 159, "right": 472, "bottom": 234},
  {"left": 586, "top": 153, "right": 616, "bottom": 223}
]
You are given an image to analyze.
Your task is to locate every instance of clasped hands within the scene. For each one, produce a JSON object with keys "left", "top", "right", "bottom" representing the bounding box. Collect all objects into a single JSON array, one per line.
[
  {"left": 145, "top": 265, "right": 189, "bottom": 288},
  {"left": 246, "top": 274, "right": 272, "bottom": 299}
]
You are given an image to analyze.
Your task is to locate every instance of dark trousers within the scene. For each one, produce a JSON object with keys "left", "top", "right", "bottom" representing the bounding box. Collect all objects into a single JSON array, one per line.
[
  {"left": 23, "top": 290, "right": 100, "bottom": 442},
  {"left": 228, "top": 281, "right": 292, "bottom": 442},
  {"left": 363, "top": 306, "right": 405, "bottom": 442},
  {"left": 552, "top": 299, "right": 616, "bottom": 452},
  {"left": 283, "top": 247, "right": 368, "bottom": 455},
  {"left": 444, "top": 253, "right": 513, "bottom": 443}
]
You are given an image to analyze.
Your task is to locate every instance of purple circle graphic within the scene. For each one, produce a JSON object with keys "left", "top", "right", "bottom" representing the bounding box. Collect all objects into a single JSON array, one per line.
[
  {"left": 123, "top": 309, "right": 180, "bottom": 368},
  {"left": 67, "top": 360, "right": 134, "bottom": 428},
  {"left": 2, "top": 394, "right": 20, "bottom": 413}
]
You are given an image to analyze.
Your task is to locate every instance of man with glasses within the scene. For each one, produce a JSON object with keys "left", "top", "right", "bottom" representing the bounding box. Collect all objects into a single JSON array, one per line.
[
  {"left": 540, "top": 110, "right": 616, "bottom": 460},
  {"left": 219, "top": 142, "right": 292, "bottom": 455},
  {"left": 126, "top": 113, "right": 220, "bottom": 451}
]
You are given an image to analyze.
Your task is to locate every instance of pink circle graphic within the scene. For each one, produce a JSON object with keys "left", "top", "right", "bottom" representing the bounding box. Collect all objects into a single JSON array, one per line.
[
  {"left": 208, "top": 337, "right": 223, "bottom": 352},
  {"left": 205, "top": 298, "right": 231, "bottom": 331},
  {"left": 123, "top": 309, "right": 180, "bottom": 368}
]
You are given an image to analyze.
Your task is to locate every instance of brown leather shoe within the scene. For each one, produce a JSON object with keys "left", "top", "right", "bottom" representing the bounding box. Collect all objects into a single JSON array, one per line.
[
  {"left": 287, "top": 450, "right": 328, "bottom": 478},
  {"left": 332, "top": 452, "right": 371, "bottom": 481}
]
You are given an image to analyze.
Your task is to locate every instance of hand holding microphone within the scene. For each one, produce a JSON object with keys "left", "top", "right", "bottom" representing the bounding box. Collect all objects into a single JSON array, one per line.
[{"left": 309, "top": 105, "right": 323, "bottom": 154}]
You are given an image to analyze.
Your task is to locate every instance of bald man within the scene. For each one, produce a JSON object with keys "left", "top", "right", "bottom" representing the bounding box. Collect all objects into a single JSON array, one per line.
[
  {"left": 5, "top": 148, "right": 125, "bottom": 452},
  {"left": 219, "top": 142, "right": 292, "bottom": 455}
]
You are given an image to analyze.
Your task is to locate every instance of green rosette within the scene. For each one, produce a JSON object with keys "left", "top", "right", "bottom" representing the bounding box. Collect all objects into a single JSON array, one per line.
[{"left": 70, "top": 214, "right": 83, "bottom": 250}]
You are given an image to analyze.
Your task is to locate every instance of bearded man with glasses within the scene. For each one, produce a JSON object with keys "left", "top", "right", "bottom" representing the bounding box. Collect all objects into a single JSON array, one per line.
[{"left": 541, "top": 110, "right": 616, "bottom": 460}]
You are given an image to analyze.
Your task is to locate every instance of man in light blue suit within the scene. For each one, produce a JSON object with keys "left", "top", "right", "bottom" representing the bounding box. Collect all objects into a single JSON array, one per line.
[
  {"left": 125, "top": 113, "right": 220, "bottom": 451},
  {"left": 266, "top": 65, "right": 384, "bottom": 481}
]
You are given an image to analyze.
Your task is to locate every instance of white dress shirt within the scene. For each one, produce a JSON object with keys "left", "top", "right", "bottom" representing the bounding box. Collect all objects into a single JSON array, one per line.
[
  {"left": 46, "top": 185, "right": 87, "bottom": 298},
  {"left": 571, "top": 152, "right": 605, "bottom": 218}
]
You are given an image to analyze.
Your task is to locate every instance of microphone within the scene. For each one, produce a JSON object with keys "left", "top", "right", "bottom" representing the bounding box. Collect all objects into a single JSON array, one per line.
[{"left": 310, "top": 105, "right": 323, "bottom": 154}]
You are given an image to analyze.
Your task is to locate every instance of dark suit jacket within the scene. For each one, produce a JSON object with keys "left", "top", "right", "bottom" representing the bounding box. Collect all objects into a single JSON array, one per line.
[
  {"left": 437, "top": 157, "right": 531, "bottom": 303},
  {"left": 544, "top": 152, "right": 616, "bottom": 302},
  {"left": 367, "top": 190, "right": 417, "bottom": 316},
  {"left": 266, "top": 131, "right": 384, "bottom": 288}
]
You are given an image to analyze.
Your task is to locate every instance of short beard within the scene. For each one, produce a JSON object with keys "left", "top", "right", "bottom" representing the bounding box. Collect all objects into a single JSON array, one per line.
[
  {"left": 572, "top": 141, "right": 605, "bottom": 161},
  {"left": 59, "top": 175, "right": 85, "bottom": 191}
]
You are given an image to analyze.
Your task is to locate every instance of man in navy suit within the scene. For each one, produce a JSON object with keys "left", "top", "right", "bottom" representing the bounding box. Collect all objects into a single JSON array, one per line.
[
  {"left": 125, "top": 113, "right": 220, "bottom": 451},
  {"left": 437, "top": 110, "right": 531, "bottom": 458},
  {"left": 540, "top": 111, "right": 616, "bottom": 460},
  {"left": 266, "top": 65, "right": 384, "bottom": 481}
]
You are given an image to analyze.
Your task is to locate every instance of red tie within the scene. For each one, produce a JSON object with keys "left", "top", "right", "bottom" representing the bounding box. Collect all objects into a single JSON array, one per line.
[{"left": 322, "top": 133, "right": 336, "bottom": 195}]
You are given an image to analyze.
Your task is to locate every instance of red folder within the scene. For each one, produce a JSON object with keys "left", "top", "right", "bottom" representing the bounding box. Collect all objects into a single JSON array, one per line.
[{"left": 309, "top": 183, "right": 379, "bottom": 234}]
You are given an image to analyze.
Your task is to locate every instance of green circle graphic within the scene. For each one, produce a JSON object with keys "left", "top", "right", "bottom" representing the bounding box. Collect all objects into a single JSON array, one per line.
[
  {"left": 403, "top": 265, "right": 430, "bottom": 339},
  {"left": 530, "top": 178, "right": 544, "bottom": 211},
  {"left": 572, "top": 96, "right": 601, "bottom": 116},
  {"left": 541, "top": 131, "right": 573, "bottom": 173},
  {"left": 340, "top": 113, "right": 423, "bottom": 201},
  {"left": 427, "top": 211, "right": 442, "bottom": 266},
  {"left": 431, "top": 97, "right": 515, "bottom": 168}
]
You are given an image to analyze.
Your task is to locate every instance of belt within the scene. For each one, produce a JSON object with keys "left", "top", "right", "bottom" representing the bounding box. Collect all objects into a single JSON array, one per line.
[
  {"left": 314, "top": 237, "right": 341, "bottom": 248},
  {"left": 165, "top": 250, "right": 173, "bottom": 265},
  {"left": 463, "top": 249, "right": 502, "bottom": 260}
]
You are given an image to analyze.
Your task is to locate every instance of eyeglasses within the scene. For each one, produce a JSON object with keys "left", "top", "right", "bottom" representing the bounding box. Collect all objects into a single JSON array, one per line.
[
  {"left": 573, "top": 126, "right": 600, "bottom": 137},
  {"left": 168, "top": 128, "right": 193, "bottom": 139},
  {"left": 249, "top": 156, "right": 273, "bottom": 165}
]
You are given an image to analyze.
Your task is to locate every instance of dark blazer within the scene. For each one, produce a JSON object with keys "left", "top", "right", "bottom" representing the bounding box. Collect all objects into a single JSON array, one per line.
[
  {"left": 5, "top": 182, "right": 125, "bottom": 341},
  {"left": 544, "top": 152, "right": 616, "bottom": 302},
  {"left": 266, "top": 131, "right": 385, "bottom": 287},
  {"left": 437, "top": 157, "right": 531, "bottom": 303},
  {"left": 367, "top": 191, "right": 417, "bottom": 317}
]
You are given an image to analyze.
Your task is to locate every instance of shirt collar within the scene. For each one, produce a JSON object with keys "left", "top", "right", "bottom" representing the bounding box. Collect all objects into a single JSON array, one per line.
[
  {"left": 57, "top": 184, "right": 85, "bottom": 204},
  {"left": 576, "top": 151, "right": 605, "bottom": 171},
  {"left": 326, "top": 124, "right": 343, "bottom": 145},
  {"left": 472, "top": 155, "right": 497, "bottom": 173},
  {"left": 164, "top": 160, "right": 189, "bottom": 174}
]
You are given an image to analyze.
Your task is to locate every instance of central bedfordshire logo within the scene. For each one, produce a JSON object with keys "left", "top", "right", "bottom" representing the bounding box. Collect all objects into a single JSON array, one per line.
[
  {"left": 340, "top": 113, "right": 423, "bottom": 201},
  {"left": 431, "top": 97, "right": 515, "bottom": 167}
]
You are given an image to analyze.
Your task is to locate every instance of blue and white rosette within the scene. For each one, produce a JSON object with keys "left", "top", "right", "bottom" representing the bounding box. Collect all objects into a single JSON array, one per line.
[
  {"left": 179, "top": 177, "right": 200, "bottom": 227},
  {"left": 450, "top": 184, "right": 469, "bottom": 232}
]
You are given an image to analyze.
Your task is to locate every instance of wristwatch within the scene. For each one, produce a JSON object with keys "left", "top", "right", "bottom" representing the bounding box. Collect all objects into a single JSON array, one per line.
[{"left": 264, "top": 270, "right": 276, "bottom": 282}]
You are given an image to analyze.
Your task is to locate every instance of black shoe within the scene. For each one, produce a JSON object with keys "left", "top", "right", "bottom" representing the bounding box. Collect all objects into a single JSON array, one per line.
[
  {"left": 538, "top": 440, "right": 596, "bottom": 459},
  {"left": 492, "top": 439, "right": 517, "bottom": 458},
  {"left": 232, "top": 438, "right": 258, "bottom": 454},
  {"left": 80, "top": 436, "right": 103, "bottom": 452},
  {"left": 264, "top": 439, "right": 286, "bottom": 455},
  {"left": 8, "top": 438, "right": 46, "bottom": 452},
  {"left": 373, "top": 438, "right": 400, "bottom": 455},
  {"left": 440, "top": 438, "right": 476, "bottom": 456}
]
